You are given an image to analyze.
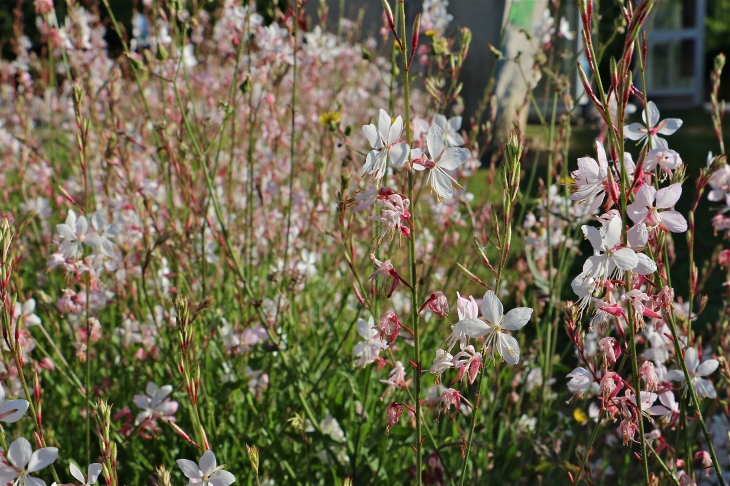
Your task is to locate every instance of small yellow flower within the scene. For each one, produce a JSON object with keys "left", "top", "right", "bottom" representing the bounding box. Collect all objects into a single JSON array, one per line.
[
  {"left": 573, "top": 408, "right": 588, "bottom": 424},
  {"left": 319, "top": 111, "right": 342, "bottom": 127}
]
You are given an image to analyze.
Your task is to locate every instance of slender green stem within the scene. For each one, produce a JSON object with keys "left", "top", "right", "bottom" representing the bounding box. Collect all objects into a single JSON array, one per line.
[{"left": 396, "top": 3, "right": 421, "bottom": 483}]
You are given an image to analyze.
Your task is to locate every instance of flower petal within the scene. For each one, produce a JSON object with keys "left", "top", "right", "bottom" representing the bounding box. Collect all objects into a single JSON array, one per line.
[
  {"left": 27, "top": 447, "right": 58, "bottom": 473},
  {"left": 644, "top": 101, "right": 660, "bottom": 127},
  {"left": 657, "top": 118, "right": 682, "bottom": 135},
  {"left": 378, "top": 109, "right": 391, "bottom": 143},
  {"left": 389, "top": 142, "right": 409, "bottom": 167},
  {"left": 496, "top": 333, "right": 520, "bottom": 365},
  {"left": 177, "top": 459, "right": 202, "bottom": 480},
  {"left": 199, "top": 450, "right": 217, "bottom": 476},
  {"left": 624, "top": 123, "right": 647, "bottom": 141},
  {"left": 696, "top": 359, "right": 719, "bottom": 377},
  {"left": 436, "top": 147, "right": 469, "bottom": 170},
  {"left": 8, "top": 437, "right": 32, "bottom": 469},
  {"left": 480, "top": 290, "right": 503, "bottom": 325},
  {"left": 362, "top": 124, "right": 380, "bottom": 149},
  {"left": 0, "top": 399, "right": 29, "bottom": 423},
  {"left": 693, "top": 377, "right": 717, "bottom": 399},
  {"left": 633, "top": 253, "right": 657, "bottom": 275},
  {"left": 88, "top": 463, "right": 103, "bottom": 484},
  {"left": 611, "top": 248, "right": 639, "bottom": 271},
  {"left": 70, "top": 463, "right": 85, "bottom": 483},
  {"left": 501, "top": 308, "right": 533, "bottom": 331},
  {"left": 684, "top": 348, "right": 699, "bottom": 374},
  {"left": 659, "top": 211, "right": 687, "bottom": 233},
  {"left": 388, "top": 116, "right": 403, "bottom": 145},
  {"left": 655, "top": 183, "right": 682, "bottom": 209},
  {"left": 454, "top": 318, "right": 491, "bottom": 339},
  {"left": 426, "top": 125, "right": 444, "bottom": 160},
  {"left": 429, "top": 170, "right": 455, "bottom": 199},
  {"left": 210, "top": 470, "right": 237, "bottom": 486}
]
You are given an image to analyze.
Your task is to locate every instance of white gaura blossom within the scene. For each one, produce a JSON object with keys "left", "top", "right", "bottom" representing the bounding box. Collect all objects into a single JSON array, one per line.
[
  {"left": 0, "top": 385, "right": 29, "bottom": 423},
  {"left": 445, "top": 290, "right": 533, "bottom": 365},
  {"left": 432, "top": 114, "right": 464, "bottom": 146},
  {"left": 352, "top": 316, "right": 388, "bottom": 367},
  {"left": 707, "top": 151, "right": 730, "bottom": 202},
  {"left": 84, "top": 212, "right": 122, "bottom": 257},
  {"left": 177, "top": 450, "right": 235, "bottom": 486},
  {"left": 133, "top": 381, "right": 178, "bottom": 425},
  {"left": 0, "top": 437, "right": 58, "bottom": 486},
  {"left": 566, "top": 367, "right": 593, "bottom": 396},
  {"left": 624, "top": 101, "right": 682, "bottom": 149},
  {"left": 666, "top": 348, "right": 719, "bottom": 399},
  {"left": 361, "top": 109, "right": 410, "bottom": 185},
  {"left": 56, "top": 210, "right": 90, "bottom": 258},
  {"left": 627, "top": 183, "right": 687, "bottom": 233},
  {"left": 569, "top": 141, "right": 609, "bottom": 213},
  {"left": 69, "top": 462, "right": 103, "bottom": 485},
  {"left": 411, "top": 125, "right": 469, "bottom": 201},
  {"left": 644, "top": 148, "right": 683, "bottom": 177}
]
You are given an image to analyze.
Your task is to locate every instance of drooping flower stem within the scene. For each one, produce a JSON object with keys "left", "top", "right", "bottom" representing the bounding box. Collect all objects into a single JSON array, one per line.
[{"left": 397, "top": 2, "right": 421, "bottom": 483}]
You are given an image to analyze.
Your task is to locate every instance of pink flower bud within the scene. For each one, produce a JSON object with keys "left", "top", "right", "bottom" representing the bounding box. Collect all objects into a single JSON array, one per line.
[
  {"left": 639, "top": 361, "right": 659, "bottom": 392},
  {"left": 39, "top": 357, "right": 55, "bottom": 371},
  {"left": 426, "top": 292, "right": 449, "bottom": 318},
  {"left": 694, "top": 450, "right": 712, "bottom": 476},
  {"left": 385, "top": 402, "right": 403, "bottom": 434}
]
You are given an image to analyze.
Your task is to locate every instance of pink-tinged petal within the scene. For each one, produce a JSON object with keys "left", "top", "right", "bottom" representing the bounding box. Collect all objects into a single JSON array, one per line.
[
  {"left": 87, "top": 463, "right": 103, "bottom": 484},
  {"left": 659, "top": 391, "right": 677, "bottom": 409},
  {"left": 604, "top": 217, "right": 623, "bottom": 249},
  {"left": 659, "top": 211, "right": 687, "bottom": 233},
  {"left": 657, "top": 118, "right": 682, "bottom": 135},
  {"left": 426, "top": 126, "right": 444, "bottom": 160},
  {"left": 627, "top": 223, "right": 648, "bottom": 248},
  {"left": 134, "top": 395, "right": 150, "bottom": 409},
  {"left": 595, "top": 141, "right": 609, "bottom": 169},
  {"left": 693, "top": 377, "right": 717, "bottom": 399},
  {"left": 588, "top": 192, "right": 605, "bottom": 213},
  {"left": 155, "top": 400, "right": 179, "bottom": 416},
  {"left": 177, "top": 459, "right": 203, "bottom": 480},
  {"left": 377, "top": 109, "right": 391, "bottom": 143},
  {"left": 696, "top": 359, "right": 719, "bottom": 377},
  {"left": 156, "top": 385, "right": 173, "bottom": 400},
  {"left": 0, "top": 466, "right": 18, "bottom": 483},
  {"left": 502, "top": 308, "right": 533, "bottom": 331},
  {"left": 362, "top": 124, "right": 379, "bottom": 148},
  {"left": 627, "top": 202, "right": 649, "bottom": 225},
  {"left": 480, "top": 290, "right": 503, "bottom": 325},
  {"left": 145, "top": 382, "right": 158, "bottom": 397},
  {"left": 437, "top": 147, "right": 469, "bottom": 170},
  {"left": 644, "top": 101, "right": 660, "bottom": 127},
  {"left": 496, "top": 334, "right": 520, "bottom": 365},
  {"left": 27, "top": 447, "right": 58, "bottom": 473},
  {"left": 624, "top": 123, "right": 647, "bottom": 140},
  {"left": 633, "top": 254, "right": 657, "bottom": 275},
  {"left": 0, "top": 399, "right": 29, "bottom": 423},
  {"left": 651, "top": 135, "right": 669, "bottom": 150},
  {"left": 70, "top": 463, "right": 85, "bottom": 483},
  {"left": 389, "top": 142, "right": 410, "bottom": 167},
  {"left": 8, "top": 437, "right": 32, "bottom": 469},
  {"left": 684, "top": 348, "right": 699, "bottom": 374},
  {"left": 388, "top": 116, "right": 403, "bottom": 145},
  {"left": 649, "top": 405, "right": 670, "bottom": 416},
  {"left": 199, "top": 450, "right": 217, "bottom": 476},
  {"left": 611, "top": 248, "right": 639, "bottom": 271},
  {"left": 655, "top": 183, "right": 682, "bottom": 208},
  {"left": 634, "top": 184, "right": 656, "bottom": 207},
  {"left": 456, "top": 293, "right": 479, "bottom": 320},
  {"left": 577, "top": 157, "right": 600, "bottom": 180},
  {"left": 571, "top": 182, "right": 602, "bottom": 201}
]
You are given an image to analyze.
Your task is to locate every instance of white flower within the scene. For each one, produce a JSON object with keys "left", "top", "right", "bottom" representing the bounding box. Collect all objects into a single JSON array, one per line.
[
  {"left": 177, "top": 450, "right": 235, "bottom": 486},
  {"left": 644, "top": 148, "right": 682, "bottom": 177},
  {"left": 182, "top": 43, "right": 198, "bottom": 68},
  {"left": 569, "top": 142, "right": 609, "bottom": 213},
  {"left": 627, "top": 183, "right": 687, "bottom": 233},
  {"left": 296, "top": 249, "right": 317, "bottom": 277},
  {"left": 352, "top": 317, "right": 388, "bottom": 367},
  {"left": 649, "top": 391, "right": 679, "bottom": 422},
  {"left": 707, "top": 151, "right": 730, "bottom": 202},
  {"left": 133, "top": 381, "right": 178, "bottom": 425},
  {"left": 666, "top": 348, "right": 718, "bottom": 399},
  {"left": 432, "top": 114, "right": 464, "bottom": 146},
  {"left": 0, "top": 385, "right": 29, "bottom": 423},
  {"left": 83, "top": 212, "right": 122, "bottom": 257},
  {"left": 566, "top": 367, "right": 593, "bottom": 396},
  {"left": 579, "top": 216, "right": 650, "bottom": 283},
  {"left": 361, "top": 109, "right": 410, "bottom": 184},
  {"left": 559, "top": 17, "right": 574, "bottom": 40},
  {"left": 412, "top": 125, "right": 470, "bottom": 201},
  {"left": 430, "top": 349, "right": 454, "bottom": 376},
  {"left": 445, "top": 290, "right": 532, "bottom": 365},
  {"left": 533, "top": 10, "right": 555, "bottom": 47},
  {"left": 56, "top": 210, "right": 90, "bottom": 259},
  {"left": 0, "top": 437, "right": 58, "bottom": 486},
  {"left": 14, "top": 299, "right": 41, "bottom": 327},
  {"left": 69, "top": 462, "right": 103, "bottom": 485},
  {"left": 624, "top": 101, "right": 682, "bottom": 149},
  {"left": 380, "top": 361, "right": 407, "bottom": 389}
]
